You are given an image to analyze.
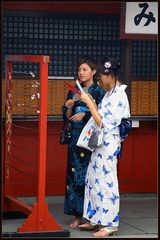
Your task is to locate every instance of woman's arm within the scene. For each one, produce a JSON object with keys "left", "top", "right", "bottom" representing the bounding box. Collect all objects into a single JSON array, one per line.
[
  {"left": 65, "top": 99, "right": 74, "bottom": 119},
  {"left": 65, "top": 107, "right": 73, "bottom": 119},
  {"left": 80, "top": 92, "right": 102, "bottom": 126}
]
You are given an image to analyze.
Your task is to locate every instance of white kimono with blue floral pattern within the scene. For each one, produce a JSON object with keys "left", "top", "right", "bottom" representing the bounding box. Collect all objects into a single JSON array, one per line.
[{"left": 83, "top": 84, "right": 130, "bottom": 227}]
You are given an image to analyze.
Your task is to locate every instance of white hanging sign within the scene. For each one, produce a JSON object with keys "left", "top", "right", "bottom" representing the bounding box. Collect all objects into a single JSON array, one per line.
[{"left": 125, "top": 2, "right": 158, "bottom": 34}]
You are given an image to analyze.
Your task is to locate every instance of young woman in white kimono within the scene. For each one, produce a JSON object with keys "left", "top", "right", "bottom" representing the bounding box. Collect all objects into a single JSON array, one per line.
[{"left": 78, "top": 57, "right": 130, "bottom": 237}]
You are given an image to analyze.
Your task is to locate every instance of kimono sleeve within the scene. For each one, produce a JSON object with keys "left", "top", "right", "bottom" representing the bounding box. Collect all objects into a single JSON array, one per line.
[
  {"left": 98, "top": 92, "right": 128, "bottom": 134},
  {"left": 61, "top": 90, "right": 73, "bottom": 122},
  {"left": 83, "top": 87, "right": 105, "bottom": 123}
]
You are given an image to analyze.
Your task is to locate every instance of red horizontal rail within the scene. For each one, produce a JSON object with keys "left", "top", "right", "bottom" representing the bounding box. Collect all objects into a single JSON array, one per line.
[{"left": 5, "top": 55, "right": 50, "bottom": 63}]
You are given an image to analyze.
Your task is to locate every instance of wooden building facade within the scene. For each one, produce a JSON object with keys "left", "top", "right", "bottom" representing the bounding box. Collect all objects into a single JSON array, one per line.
[{"left": 2, "top": 2, "right": 157, "bottom": 201}]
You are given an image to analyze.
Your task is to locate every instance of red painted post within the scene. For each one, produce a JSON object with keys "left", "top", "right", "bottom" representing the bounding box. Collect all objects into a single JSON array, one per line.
[
  {"left": 36, "top": 62, "right": 48, "bottom": 230},
  {"left": 4, "top": 55, "right": 63, "bottom": 232}
]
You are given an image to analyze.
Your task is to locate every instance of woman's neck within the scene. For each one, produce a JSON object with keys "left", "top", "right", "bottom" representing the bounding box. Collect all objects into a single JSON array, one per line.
[
  {"left": 83, "top": 79, "right": 94, "bottom": 88},
  {"left": 107, "top": 82, "right": 115, "bottom": 91}
]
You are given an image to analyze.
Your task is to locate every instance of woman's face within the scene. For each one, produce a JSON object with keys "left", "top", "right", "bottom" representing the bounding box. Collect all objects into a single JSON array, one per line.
[
  {"left": 78, "top": 63, "right": 96, "bottom": 83},
  {"left": 99, "top": 73, "right": 114, "bottom": 87}
]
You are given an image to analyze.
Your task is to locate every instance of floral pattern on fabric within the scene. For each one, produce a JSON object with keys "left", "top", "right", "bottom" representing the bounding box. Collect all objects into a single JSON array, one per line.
[{"left": 63, "top": 82, "right": 105, "bottom": 216}]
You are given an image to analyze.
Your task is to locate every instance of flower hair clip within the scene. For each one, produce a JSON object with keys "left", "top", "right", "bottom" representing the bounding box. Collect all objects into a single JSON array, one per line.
[
  {"left": 104, "top": 61, "right": 111, "bottom": 69},
  {"left": 104, "top": 68, "right": 109, "bottom": 73},
  {"left": 104, "top": 61, "right": 111, "bottom": 73}
]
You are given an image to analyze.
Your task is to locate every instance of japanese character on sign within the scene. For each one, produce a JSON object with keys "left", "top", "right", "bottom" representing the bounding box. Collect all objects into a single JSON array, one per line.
[{"left": 134, "top": 3, "right": 156, "bottom": 26}]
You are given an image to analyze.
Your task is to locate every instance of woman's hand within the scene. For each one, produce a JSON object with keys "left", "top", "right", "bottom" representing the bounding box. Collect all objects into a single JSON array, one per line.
[
  {"left": 65, "top": 99, "right": 74, "bottom": 109},
  {"left": 80, "top": 92, "right": 94, "bottom": 105},
  {"left": 69, "top": 112, "right": 86, "bottom": 122},
  {"left": 80, "top": 92, "right": 101, "bottom": 126}
]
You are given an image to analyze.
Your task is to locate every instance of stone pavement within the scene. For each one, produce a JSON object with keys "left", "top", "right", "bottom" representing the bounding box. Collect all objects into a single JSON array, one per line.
[{"left": 2, "top": 194, "right": 158, "bottom": 238}]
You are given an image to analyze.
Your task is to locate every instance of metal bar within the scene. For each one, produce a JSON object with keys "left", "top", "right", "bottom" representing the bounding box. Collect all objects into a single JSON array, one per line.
[
  {"left": 12, "top": 114, "right": 38, "bottom": 118},
  {"left": 16, "top": 104, "right": 39, "bottom": 110},
  {"left": 8, "top": 153, "right": 34, "bottom": 166},
  {"left": 4, "top": 115, "right": 158, "bottom": 122},
  {"left": 48, "top": 76, "right": 74, "bottom": 79},
  {"left": 6, "top": 163, "right": 33, "bottom": 176},
  {"left": 11, "top": 143, "right": 35, "bottom": 154},
  {"left": 11, "top": 135, "right": 38, "bottom": 144},
  {"left": 12, "top": 123, "right": 38, "bottom": 132}
]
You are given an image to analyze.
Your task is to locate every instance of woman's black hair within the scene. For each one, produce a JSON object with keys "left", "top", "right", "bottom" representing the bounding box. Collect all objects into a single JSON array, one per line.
[
  {"left": 98, "top": 57, "right": 120, "bottom": 80},
  {"left": 76, "top": 57, "right": 98, "bottom": 82}
]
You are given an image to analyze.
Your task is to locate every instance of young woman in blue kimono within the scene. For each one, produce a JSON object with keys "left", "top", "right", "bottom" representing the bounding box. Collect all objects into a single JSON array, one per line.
[
  {"left": 78, "top": 57, "right": 130, "bottom": 237},
  {"left": 62, "top": 58, "right": 105, "bottom": 229}
]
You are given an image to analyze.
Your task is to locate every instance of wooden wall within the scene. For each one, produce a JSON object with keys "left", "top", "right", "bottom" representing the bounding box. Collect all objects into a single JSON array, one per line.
[
  {"left": 2, "top": 79, "right": 158, "bottom": 116},
  {"left": 131, "top": 81, "right": 157, "bottom": 115}
]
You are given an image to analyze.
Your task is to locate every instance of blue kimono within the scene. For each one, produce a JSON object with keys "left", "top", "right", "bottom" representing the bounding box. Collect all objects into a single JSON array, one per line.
[{"left": 62, "top": 82, "right": 105, "bottom": 216}]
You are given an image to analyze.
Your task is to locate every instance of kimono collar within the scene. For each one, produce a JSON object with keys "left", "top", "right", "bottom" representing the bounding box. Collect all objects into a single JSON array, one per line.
[
  {"left": 81, "top": 81, "right": 97, "bottom": 92},
  {"left": 106, "top": 84, "right": 127, "bottom": 98},
  {"left": 115, "top": 84, "right": 127, "bottom": 91}
]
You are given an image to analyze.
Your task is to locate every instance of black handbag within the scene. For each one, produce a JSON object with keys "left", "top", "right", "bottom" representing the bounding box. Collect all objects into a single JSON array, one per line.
[
  {"left": 119, "top": 118, "right": 132, "bottom": 140},
  {"left": 60, "top": 121, "right": 72, "bottom": 144},
  {"left": 117, "top": 118, "right": 132, "bottom": 158}
]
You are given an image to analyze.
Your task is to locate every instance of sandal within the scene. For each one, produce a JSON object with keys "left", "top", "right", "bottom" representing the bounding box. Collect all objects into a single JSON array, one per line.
[
  {"left": 79, "top": 221, "right": 99, "bottom": 231},
  {"left": 69, "top": 216, "right": 82, "bottom": 229},
  {"left": 92, "top": 226, "right": 118, "bottom": 237}
]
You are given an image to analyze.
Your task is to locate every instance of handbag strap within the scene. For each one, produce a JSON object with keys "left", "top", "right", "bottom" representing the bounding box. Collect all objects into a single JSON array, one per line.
[
  {"left": 93, "top": 120, "right": 103, "bottom": 132},
  {"left": 97, "top": 120, "right": 103, "bottom": 129},
  {"left": 62, "top": 120, "right": 71, "bottom": 130}
]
